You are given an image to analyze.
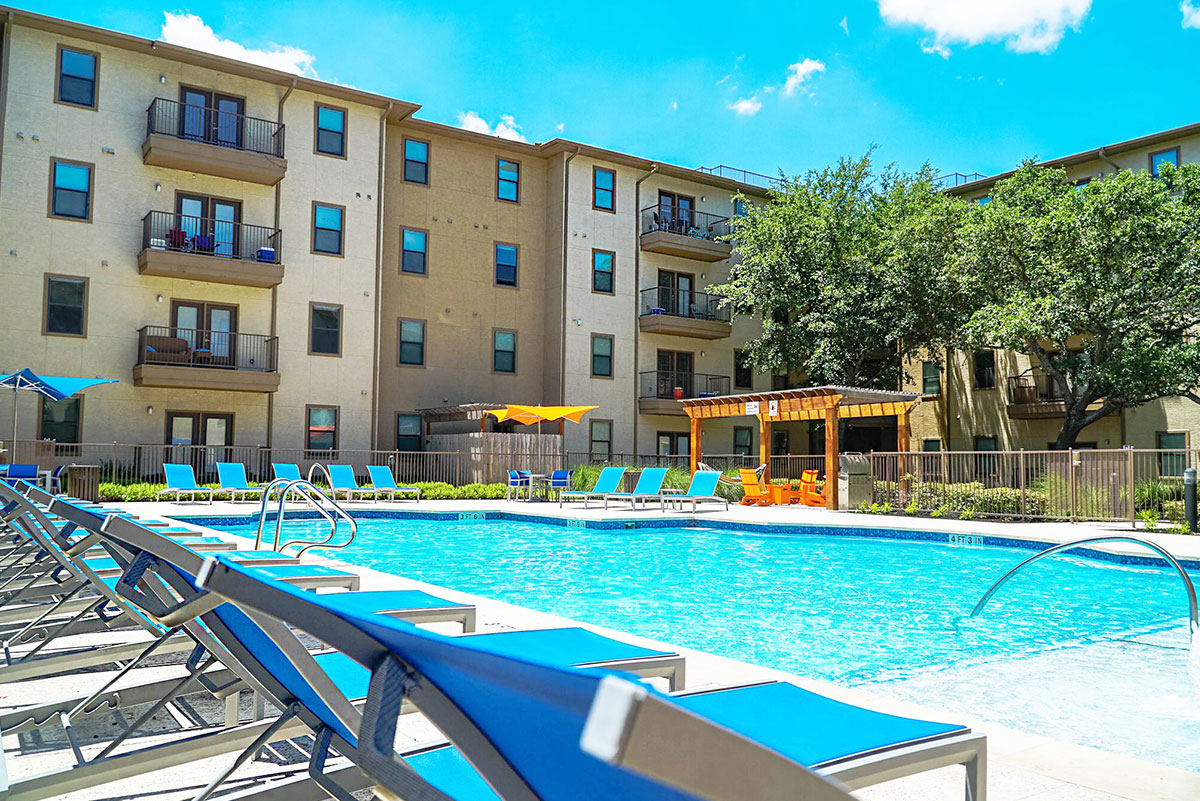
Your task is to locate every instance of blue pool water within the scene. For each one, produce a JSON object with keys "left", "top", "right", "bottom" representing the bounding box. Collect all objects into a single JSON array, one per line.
[{"left": 200, "top": 515, "right": 1200, "bottom": 770}]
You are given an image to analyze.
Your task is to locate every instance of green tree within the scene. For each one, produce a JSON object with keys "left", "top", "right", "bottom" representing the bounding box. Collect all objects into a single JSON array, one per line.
[
  {"left": 961, "top": 161, "right": 1200, "bottom": 449},
  {"left": 716, "top": 151, "right": 970, "bottom": 389}
]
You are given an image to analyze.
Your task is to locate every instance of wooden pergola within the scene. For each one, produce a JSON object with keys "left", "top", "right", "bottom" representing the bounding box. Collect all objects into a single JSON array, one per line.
[{"left": 682, "top": 386, "right": 921, "bottom": 510}]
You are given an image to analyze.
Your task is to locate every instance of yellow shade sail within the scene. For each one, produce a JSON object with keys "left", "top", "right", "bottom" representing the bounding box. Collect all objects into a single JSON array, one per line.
[{"left": 485, "top": 405, "right": 598, "bottom": 425}]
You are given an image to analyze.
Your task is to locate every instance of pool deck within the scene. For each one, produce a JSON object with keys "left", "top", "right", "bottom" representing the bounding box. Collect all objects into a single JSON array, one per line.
[{"left": 9, "top": 498, "right": 1199, "bottom": 801}]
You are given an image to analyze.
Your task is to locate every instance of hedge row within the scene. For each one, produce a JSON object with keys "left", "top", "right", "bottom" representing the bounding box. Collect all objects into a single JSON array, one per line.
[
  {"left": 873, "top": 481, "right": 1051, "bottom": 517},
  {"left": 97, "top": 480, "right": 509, "bottom": 502}
]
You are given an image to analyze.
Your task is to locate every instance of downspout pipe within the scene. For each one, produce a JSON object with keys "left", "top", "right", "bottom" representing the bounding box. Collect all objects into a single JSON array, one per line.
[
  {"left": 370, "top": 102, "right": 398, "bottom": 449},
  {"left": 632, "top": 164, "right": 659, "bottom": 457},
  {"left": 0, "top": 12, "right": 14, "bottom": 204},
  {"left": 1097, "top": 147, "right": 1121, "bottom": 176},
  {"left": 558, "top": 146, "right": 581, "bottom": 407},
  {"left": 266, "top": 77, "right": 295, "bottom": 450}
]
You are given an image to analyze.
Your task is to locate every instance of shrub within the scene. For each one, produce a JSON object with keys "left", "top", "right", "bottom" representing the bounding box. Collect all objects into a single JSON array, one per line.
[
  {"left": 1167, "top": 519, "right": 1193, "bottom": 536},
  {"left": 873, "top": 480, "right": 1048, "bottom": 518},
  {"left": 959, "top": 507, "right": 976, "bottom": 520},
  {"left": 1163, "top": 500, "right": 1185, "bottom": 522},
  {"left": 904, "top": 499, "right": 919, "bottom": 515},
  {"left": 457, "top": 483, "right": 507, "bottom": 500},
  {"left": 930, "top": 505, "right": 947, "bottom": 518},
  {"left": 409, "top": 481, "right": 459, "bottom": 500},
  {"left": 1137, "top": 509, "right": 1160, "bottom": 532},
  {"left": 1135, "top": 478, "right": 1183, "bottom": 514}
]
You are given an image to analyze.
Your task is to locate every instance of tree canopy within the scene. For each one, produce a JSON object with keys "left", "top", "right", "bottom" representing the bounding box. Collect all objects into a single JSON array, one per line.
[
  {"left": 715, "top": 151, "right": 970, "bottom": 389},
  {"left": 961, "top": 160, "right": 1200, "bottom": 448}
]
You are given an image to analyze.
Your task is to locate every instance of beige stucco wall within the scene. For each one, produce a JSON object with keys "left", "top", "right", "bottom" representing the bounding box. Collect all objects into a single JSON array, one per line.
[{"left": 375, "top": 123, "right": 552, "bottom": 450}]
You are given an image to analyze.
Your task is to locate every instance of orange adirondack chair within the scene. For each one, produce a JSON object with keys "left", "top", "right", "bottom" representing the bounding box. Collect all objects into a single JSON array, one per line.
[
  {"left": 797, "top": 469, "right": 826, "bottom": 507},
  {"left": 737, "top": 469, "right": 772, "bottom": 506}
]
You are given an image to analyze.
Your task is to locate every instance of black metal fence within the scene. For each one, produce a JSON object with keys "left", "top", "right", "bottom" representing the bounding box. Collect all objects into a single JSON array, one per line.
[
  {"left": 142, "top": 211, "right": 282, "bottom": 264},
  {"left": 639, "top": 288, "right": 730, "bottom": 321},
  {"left": 640, "top": 204, "right": 731, "bottom": 240},
  {"left": 638, "top": 371, "right": 731, "bottom": 400},
  {"left": 136, "top": 326, "right": 278, "bottom": 372},
  {"left": 146, "top": 97, "right": 285, "bottom": 157}
]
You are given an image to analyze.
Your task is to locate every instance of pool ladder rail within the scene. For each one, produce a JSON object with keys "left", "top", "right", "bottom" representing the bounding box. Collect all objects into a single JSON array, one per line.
[
  {"left": 253, "top": 477, "right": 357, "bottom": 557},
  {"left": 970, "top": 535, "right": 1199, "bottom": 635}
]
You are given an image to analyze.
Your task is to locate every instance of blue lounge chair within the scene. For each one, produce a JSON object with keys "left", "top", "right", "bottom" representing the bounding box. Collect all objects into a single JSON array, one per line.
[
  {"left": 559, "top": 465, "right": 626, "bottom": 507},
  {"left": 157, "top": 463, "right": 213, "bottom": 503},
  {"left": 215, "top": 462, "right": 262, "bottom": 502},
  {"left": 604, "top": 466, "right": 668, "bottom": 510},
  {"left": 197, "top": 555, "right": 987, "bottom": 801},
  {"left": 506, "top": 469, "right": 532, "bottom": 500},
  {"left": 327, "top": 464, "right": 379, "bottom": 502},
  {"left": 271, "top": 462, "right": 302, "bottom": 482},
  {"left": 662, "top": 470, "right": 728, "bottom": 512},
  {"left": 365, "top": 464, "right": 421, "bottom": 502}
]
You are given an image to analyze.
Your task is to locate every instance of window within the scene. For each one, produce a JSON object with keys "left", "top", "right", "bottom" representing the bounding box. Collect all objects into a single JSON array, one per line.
[
  {"left": 734, "top": 350, "right": 752, "bottom": 389},
  {"left": 772, "top": 373, "right": 788, "bottom": 391},
  {"left": 734, "top": 426, "right": 753, "bottom": 456},
  {"left": 493, "top": 329, "right": 517, "bottom": 373},
  {"left": 497, "top": 158, "right": 520, "bottom": 202},
  {"left": 43, "top": 275, "right": 88, "bottom": 336},
  {"left": 396, "top": 414, "right": 422, "bottom": 451},
  {"left": 591, "top": 334, "right": 614, "bottom": 377},
  {"left": 49, "top": 160, "right": 93, "bottom": 221},
  {"left": 402, "top": 228, "right": 428, "bottom": 274},
  {"left": 495, "top": 243, "right": 519, "bottom": 287},
  {"left": 312, "top": 203, "right": 344, "bottom": 255},
  {"left": 309, "top": 303, "right": 342, "bottom": 356},
  {"left": 593, "top": 167, "right": 615, "bottom": 211},
  {"left": 657, "top": 432, "right": 689, "bottom": 456},
  {"left": 398, "top": 319, "right": 425, "bottom": 366},
  {"left": 974, "top": 436, "right": 997, "bottom": 477},
  {"left": 922, "top": 361, "right": 941, "bottom": 395},
  {"left": 771, "top": 430, "right": 790, "bottom": 456},
  {"left": 56, "top": 46, "right": 97, "bottom": 109},
  {"left": 315, "top": 104, "right": 346, "bottom": 157},
  {"left": 589, "top": 420, "right": 613, "bottom": 459},
  {"left": 592, "top": 249, "right": 614, "bottom": 294},
  {"left": 734, "top": 198, "right": 748, "bottom": 217},
  {"left": 973, "top": 349, "right": 996, "bottom": 389},
  {"left": 404, "top": 138, "right": 429, "bottom": 184},
  {"left": 1158, "top": 432, "right": 1188, "bottom": 477},
  {"left": 922, "top": 438, "right": 941, "bottom": 452},
  {"left": 1150, "top": 148, "right": 1180, "bottom": 178},
  {"left": 306, "top": 406, "right": 338, "bottom": 453},
  {"left": 976, "top": 196, "right": 991, "bottom": 206},
  {"left": 41, "top": 397, "right": 81, "bottom": 450}
]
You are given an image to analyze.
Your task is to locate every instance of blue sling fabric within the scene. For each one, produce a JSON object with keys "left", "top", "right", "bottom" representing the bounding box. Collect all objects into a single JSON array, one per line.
[
  {"left": 328, "top": 464, "right": 360, "bottom": 490},
  {"left": 682, "top": 471, "right": 721, "bottom": 498},
  {"left": 216, "top": 462, "right": 252, "bottom": 490},
  {"left": 366, "top": 465, "right": 399, "bottom": 490},
  {"left": 162, "top": 463, "right": 201, "bottom": 491}
]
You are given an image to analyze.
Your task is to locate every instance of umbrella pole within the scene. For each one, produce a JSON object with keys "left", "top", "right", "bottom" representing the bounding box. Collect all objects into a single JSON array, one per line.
[{"left": 10, "top": 386, "right": 17, "bottom": 461}]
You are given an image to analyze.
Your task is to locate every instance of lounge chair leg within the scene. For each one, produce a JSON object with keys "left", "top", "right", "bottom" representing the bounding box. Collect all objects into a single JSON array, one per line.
[
  {"left": 966, "top": 739, "right": 987, "bottom": 801},
  {"left": 190, "top": 704, "right": 300, "bottom": 801},
  {"left": 4, "top": 594, "right": 104, "bottom": 663},
  {"left": 63, "top": 627, "right": 182, "bottom": 724}
]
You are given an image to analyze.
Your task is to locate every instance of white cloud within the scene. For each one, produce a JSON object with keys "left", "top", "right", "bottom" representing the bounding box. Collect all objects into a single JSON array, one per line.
[
  {"left": 1183, "top": 1, "right": 1200, "bottom": 28},
  {"left": 782, "top": 58, "right": 826, "bottom": 95},
  {"left": 877, "top": 0, "right": 1092, "bottom": 55},
  {"left": 670, "top": 100, "right": 678, "bottom": 111},
  {"left": 728, "top": 96, "right": 762, "bottom": 116},
  {"left": 160, "top": 12, "right": 317, "bottom": 76},
  {"left": 456, "top": 111, "right": 528, "bottom": 142},
  {"left": 840, "top": 16, "right": 850, "bottom": 35},
  {"left": 555, "top": 122, "right": 565, "bottom": 132}
]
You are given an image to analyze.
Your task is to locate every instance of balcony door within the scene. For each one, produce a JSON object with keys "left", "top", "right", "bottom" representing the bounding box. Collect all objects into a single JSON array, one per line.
[
  {"left": 657, "top": 349, "right": 694, "bottom": 398},
  {"left": 658, "top": 191, "right": 695, "bottom": 233},
  {"left": 172, "top": 300, "right": 238, "bottom": 366},
  {"left": 176, "top": 194, "right": 241, "bottom": 257},
  {"left": 657, "top": 270, "right": 694, "bottom": 317},
  {"left": 179, "top": 87, "right": 244, "bottom": 149},
  {"left": 166, "top": 411, "right": 233, "bottom": 479}
]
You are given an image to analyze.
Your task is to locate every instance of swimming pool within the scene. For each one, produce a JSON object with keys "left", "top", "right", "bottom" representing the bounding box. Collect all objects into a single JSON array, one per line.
[{"left": 195, "top": 513, "right": 1200, "bottom": 771}]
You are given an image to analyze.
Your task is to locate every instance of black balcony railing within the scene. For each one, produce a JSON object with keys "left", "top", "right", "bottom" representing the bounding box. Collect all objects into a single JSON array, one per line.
[
  {"left": 1008, "top": 373, "right": 1066, "bottom": 404},
  {"left": 639, "top": 370, "right": 730, "bottom": 400},
  {"left": 146, "top": 97, "right": 285, "bottom": 157},
  {"left": 640, "top": 287, "right": 731, "bottom": 322},
  {"left": 640, "top": 205, "right": 731, "bottom": 241},
  {"left": 142, "top": 211, "right": 282, "bottom": 264},
  {"left": 137, "top": 326, "right": 278, "bottom": 372}
]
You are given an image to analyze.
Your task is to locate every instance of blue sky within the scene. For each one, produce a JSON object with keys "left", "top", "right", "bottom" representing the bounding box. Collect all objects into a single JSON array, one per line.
[{"left": 30, "top": 0, "right": 1200, "bottom": 179}]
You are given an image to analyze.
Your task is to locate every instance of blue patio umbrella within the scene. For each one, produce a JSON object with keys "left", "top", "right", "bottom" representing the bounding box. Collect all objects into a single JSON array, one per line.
[{"left": 1, "top": 369, "right": 118, "bottom": 453}]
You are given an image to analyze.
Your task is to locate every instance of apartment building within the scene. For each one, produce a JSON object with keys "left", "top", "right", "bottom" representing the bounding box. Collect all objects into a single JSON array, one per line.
[
  {"left": 0, "top": 7, "right": 775, "bottom": 462},
  {"left": 904, "top": 121, "right": 1200, "bottom": 453}
]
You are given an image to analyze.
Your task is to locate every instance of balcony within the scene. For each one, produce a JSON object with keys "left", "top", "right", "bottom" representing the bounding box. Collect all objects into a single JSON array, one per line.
[
  {"left": 638, "top": 370, "right": 730, "bottom": 415},
  {"left": 639, "top": 205, "right": 732, "bottom": 262},
  {"left": 142, "top": 98, "right": 287, "bottom": 185},
  {"left": 638, "top": 288, "right": 732, "bottom": 339},
  {"left": 137, "top": 211, "right": 284, "bottom": 288},
  {"left": 1006, "top": 373, "right": 1104, "bottom": 419},
  {"left": 133, "top": 326, "right": 280, "bottom": 393}
]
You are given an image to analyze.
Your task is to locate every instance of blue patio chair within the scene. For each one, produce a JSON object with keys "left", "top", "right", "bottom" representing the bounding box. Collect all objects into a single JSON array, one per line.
[
  {"left": 197, "top": 555, "right": 986, "bottom": 801},
  {"left": 559, "top": 465, "right": 626, "bottom": 507},
  {"left": 546, "top": 468, "right": 573, "bottom": 499},
  {"left": 48, "top": 464, "right": 67, "bottom": 493},
  {"left": 604, "top": 466, "right": 668, "bottom": 510},
  {"left": 506, "top": 469, "right": 532, "bottom": 500},
  {"left": 328, "top": 464, "right": 379, "bottom": 502},
  {"left": 3, "top": 464, "right": 38, "bottom": 480},
  {"left": 215, "top": 462, "right": 262, "bottom": 502},
  {"left": 661, "top": 470, "right": 727, "bottom": 513},
  {"left": 157, "top": 463, "right": 213, "bottom": 503},
  {"left": 271, "top": 462, "right": 302, "bottom": 482},
  {"left": 365, "top": 464, "right": 421, "bottom": 502}
]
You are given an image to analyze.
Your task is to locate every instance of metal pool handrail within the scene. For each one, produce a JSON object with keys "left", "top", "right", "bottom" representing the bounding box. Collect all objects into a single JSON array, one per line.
[
  {"left": 970, "top": 536, "right": 1199, "bottom": 634},
  {"left": 253, "top": 477, "right": 357, "bottom": 556}
]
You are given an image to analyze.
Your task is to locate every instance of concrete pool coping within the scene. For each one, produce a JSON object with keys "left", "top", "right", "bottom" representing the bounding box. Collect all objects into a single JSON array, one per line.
[{"left": 72, "top": 498, "right": 1200, "bottom": 800}]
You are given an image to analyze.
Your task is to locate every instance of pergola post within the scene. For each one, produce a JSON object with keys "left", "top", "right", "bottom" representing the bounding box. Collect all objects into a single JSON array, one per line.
[
  {"left": 897, "top": 407, "right": 911, "bottom": 505},
  {"left": 758, "top": 416, "right": 771, "bottom": 483},
  {"left": 688, "top": 414, "right": 702, "bottom": 475},
  {"left": 824, "top": 406, "right": 839, "bottom": 510}
]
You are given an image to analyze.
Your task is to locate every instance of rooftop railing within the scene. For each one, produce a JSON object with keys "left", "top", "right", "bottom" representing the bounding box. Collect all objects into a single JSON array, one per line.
[
  {"left": 934, "top": 171, "right": 988, "bottom": 189},
  {"left": 146, "top": 97, "right": 285, "bottom": 157},
  {"left": 697, "top": 164, "right": 782, "bottom": 189}
]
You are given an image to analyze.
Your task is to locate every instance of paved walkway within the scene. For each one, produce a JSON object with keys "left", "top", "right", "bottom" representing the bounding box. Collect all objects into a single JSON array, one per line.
[{"left": 10, "top": 498, "right": 1195, "bottom": 800}]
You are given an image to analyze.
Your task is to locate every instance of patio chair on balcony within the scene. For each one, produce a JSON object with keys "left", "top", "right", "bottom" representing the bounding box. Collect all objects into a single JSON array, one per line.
[
  {"left": 167, "top": 228, "right": 188, "bottom": 249},
  {"left": 143, "top": 335, "right": 192, "bottom": 364}
]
